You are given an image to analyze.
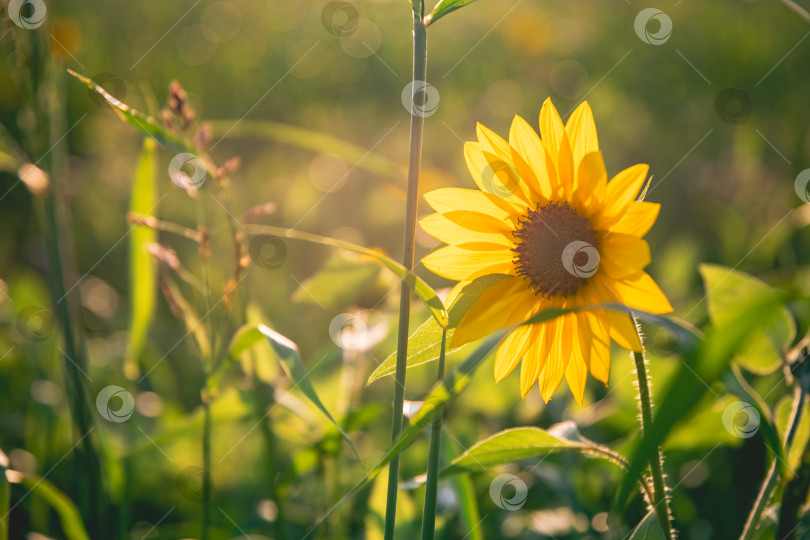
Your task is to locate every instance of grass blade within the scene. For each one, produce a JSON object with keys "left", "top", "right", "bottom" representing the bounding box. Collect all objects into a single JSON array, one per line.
[
  {"left": 257, "top": 324, "right": 365, "bottom": 469},
  {"left": 124, "top": 139, "right": 158, "bottom": 379},
  {"left": 244, "top": 224, "right": 447, "bottom": 327},
  {"left": 67, "top": 70, "right": 185, "bottom": 150},
  {"left": 11, "top": 473, "right": 90, "bottom": 540}
]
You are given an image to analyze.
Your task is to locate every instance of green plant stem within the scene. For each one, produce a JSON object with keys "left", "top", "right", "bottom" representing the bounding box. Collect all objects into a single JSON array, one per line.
[
  {"left": 202, "top": 398, "right": 212, "bottom": 540},
  {"left": 420, "top": 329, "right": 446, "bottom": 540},
  {"left": 253, "top": 368, "right": 289, "bottom": 540},
  {"left": 384, "top": 3, "right": 428, "bottom": 539},
  {"left": 41, "top": 62, "right": 103, "bottom": 535},
  {"left": 742, "top": 384, "right": 806, "bottom": 540},
  {"left": 632, "top": 340, "right": 675, "bottom": 540}
]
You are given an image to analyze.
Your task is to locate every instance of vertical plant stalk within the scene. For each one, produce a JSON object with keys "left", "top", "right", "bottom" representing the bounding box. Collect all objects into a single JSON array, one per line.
[
  {"left": 202, "top": 398, "right": 212, "bottom": 540},
  {"left": 41, "top": 59, "right": 103, "bottom": 535},
  {"left": 742, "top": 383, "right": 806, "bottom": 540},
  {"left": 252, "top": 362, "right": 289, "bottom": 540},
  {"left": 420, "top": 329, "right": 447, "bottom": 540},
  {"left": 632, "top": 319, "right": 675, "bottom": 539},
  {"left": 384, "top": 2, "right": 427, "bottom": 539}
]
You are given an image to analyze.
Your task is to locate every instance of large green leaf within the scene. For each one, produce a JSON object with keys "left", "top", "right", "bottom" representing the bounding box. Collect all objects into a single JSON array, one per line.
[
  {"left": 367, "top": 275, "right": 506, "bottom": 384},
  {"left": 14, "top": 474, "right": 90, "bottom": 540},
  {"left": 427, "top": 0, "right": 482, "bottom": 25},
  {"left": 245, "top": 224, "right": 447, "bottom": 327},
  {"left": 700, "top": 264, "right": 795, "bottom": 374},
  {"left": 257, "top": 324, "right": 364, "bottom": 468},
  {"left": 441, "top": 423, "right": 626, "bottom": 476},
  {"left": 628, "top": 510, "right": 666, "bottom": 540},
  {"left": 309, "top": 330, "right": 506, "bottom": 532},
  {"left": 722, "top": 365, "right": 787, "bottom": 474},
  {"left": 124, "top": 139, "right": 158, "bottom": 378},
  {"left": 68, "top": 70, "right": 186, "bottom": 150},
  {"left": 617, "top": 290, "right": 786, "bottom": 507}
]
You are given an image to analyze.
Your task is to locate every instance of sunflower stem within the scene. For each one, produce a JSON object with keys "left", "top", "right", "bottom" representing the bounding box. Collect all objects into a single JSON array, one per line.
[
  {"left": 632, "top": 319, "right": 675, "bottom": 540},
  {"left": 201, "top": 396, "right": 212, "bottom": 540},
  {"left": 420, "top": 328, "right": 447, "bottom": 540},
  {"left": 383, "top": 3, "right": 428, "bottom": 539}
]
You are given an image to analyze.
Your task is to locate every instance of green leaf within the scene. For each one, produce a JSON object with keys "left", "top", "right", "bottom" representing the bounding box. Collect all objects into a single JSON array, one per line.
[
  {"left": 245, "top": 224, "right": 448, "bottom": 327},
  {"left": 15, "top": 473, "right": 90, "bottom": 540},
  {"left": 442, "top": 427, "right": 581, "bottom": 475},
  {"left": 700, "top": 264, "right": 795, "bottom": 374},
  {"left": 207, "top": 119, "right": 402, "bottom": 181},
  {"left": 442, "top": 422, "right": 630, "bottom": 476},
  {"left": 367, "top": 275, "right": 507, "bottom": 384},
  {"left": 124, "top": 139, "right": 158, "bottom": 379},
  {"left": 722, "top": 364, "right": 787, "bottom": 474},
  {"left": 629, "top": 510, "right": 666, "bottom": 540},
  {"left": 775, "top": 392, "right": 810, "bottom": 474},
  {"left": 67, "top": 70, "right": 186, "bottom": 150},
  {"left": 427, "top": 0, "right": 482, "bottom": 25},
  {"left": 257, "top": 324, "right": 364, "bottom": 468},
  {"left": 293, "top": 252, "right": 382, "bottom": 308},
  {"left": 310, "top": 330, "right": 505, "bottom": 531},
  {"left": 663, "top": 394, "right": 744, "bottom": 451},
  {"left": 616, "top": 290, "right": 787, "bottom": 507}
]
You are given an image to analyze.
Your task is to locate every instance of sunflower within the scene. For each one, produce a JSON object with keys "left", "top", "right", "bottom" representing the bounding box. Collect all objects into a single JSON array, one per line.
[{"left": 420, "top": 98, "right": 672, "bottom": 405}]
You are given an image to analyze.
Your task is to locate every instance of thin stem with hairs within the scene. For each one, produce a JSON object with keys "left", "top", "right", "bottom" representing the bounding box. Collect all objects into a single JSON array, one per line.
[{"left": 632, "top": 317, "right": 675, "bottom": 539}]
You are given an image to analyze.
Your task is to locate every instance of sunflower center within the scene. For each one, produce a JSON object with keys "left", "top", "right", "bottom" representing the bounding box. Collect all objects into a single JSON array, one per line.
[{"left": 512, "top": 202, "right": 599, "bottom": 297}]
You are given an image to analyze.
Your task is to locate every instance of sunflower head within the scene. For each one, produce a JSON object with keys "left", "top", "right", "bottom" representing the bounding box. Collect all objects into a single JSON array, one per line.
[{"left": 420, "top": 98, "right": 672, "bottom": 405}]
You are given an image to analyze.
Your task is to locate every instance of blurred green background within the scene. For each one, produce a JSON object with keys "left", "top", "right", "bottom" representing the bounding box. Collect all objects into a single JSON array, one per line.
[{"left": 1, "top": 0, "right": 810, "bottom": 538}]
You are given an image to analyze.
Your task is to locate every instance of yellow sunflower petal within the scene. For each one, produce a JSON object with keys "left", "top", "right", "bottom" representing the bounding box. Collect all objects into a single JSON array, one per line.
[
  {"left": 509, "top": 115, "right": 556, "bottom": 201},
  {"left": 598, "top": 272, "right": 673, "bottom": 314},
  {"left": 445, "top": 279, "right": 470, "bottom": 307},
  {"left": 519, "top": 325, "right": 547, "bottom": 398},
  {"left": 464, "top": 142, "right": 528, "bottom": 209},
  {"left": 441, "top": 209, "right": 515, "bottom": 235},
  {"left": 452, "top": 276, "right": 524, "bottom": 346},
  {"left": 574, "top": 151, "right": 607, "bottom": 212},
  {"left": 540, "top": 314, "right": 572, "bottom": 402},
  {"left": 607, "top": 201, "right": 660, "bottom": 237},
  {"left": 607, "top": 311, "right": 642, "bottom": 352},
  {"left": 598, "top": 233, "right": 651, "bottom": 279},
  {"left": 583, "top": 310, "right": 611, "bottom": 384},
  {"left": 564, "top": 337, "right": 587, "bottom": 406},
  {"left": 565, "top": 101, "right": 600, "bottom": 167},
  {"left": 539, "top": 98, "right": 575, "bottom": 196},
  {"left": 421, "top": 244, "right": 514, "bottom": 281},
  {"left": 574, "top": 311, "right": 592, "bottom": 378},
  {"left": 477, "top": 122, "right": 512, "bottom": 161},
  {"left": 495, "top": 324, "right": 537, "bottom": 382},
  {"left": 419, "top": 213, "right": 512, "bottom": 246},
  {"left": 424, "top": 187, "right": 518, "bottom": 224},
  {"left": 601, "top": 164, "right": 649, "bottom": 218},
  {"left": 505, "top": 290, "right": 542, "bottom": 326}
]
